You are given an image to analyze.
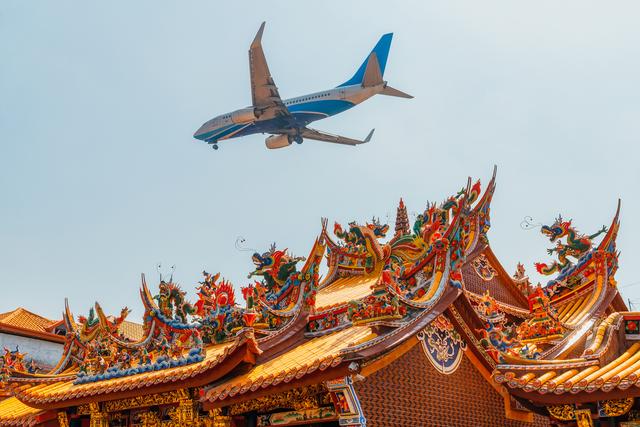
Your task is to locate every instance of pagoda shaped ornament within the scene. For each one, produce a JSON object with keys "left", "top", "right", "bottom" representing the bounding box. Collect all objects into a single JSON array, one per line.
[
  {"left": 394, "top": 198, "right": 410, "bottom": 238},
  {"left": 512, "top": 263, "right": 533, "bottom": 297}
]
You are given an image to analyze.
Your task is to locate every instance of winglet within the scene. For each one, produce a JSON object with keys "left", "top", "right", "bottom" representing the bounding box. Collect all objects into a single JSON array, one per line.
[
  {"left": 364, "top": 128, "right": 375, "bottom": 143},
  {"left": 251, "top": 22, "right": 266, "bottom": 48}
]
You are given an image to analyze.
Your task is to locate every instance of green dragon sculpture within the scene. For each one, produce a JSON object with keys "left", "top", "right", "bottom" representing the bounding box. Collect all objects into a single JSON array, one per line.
[
  {"left": 154, "top": 281, "right": 197, "bottom": 323},
  {"left": 535, "top": 215, "right": 607, "bottom": 275}
]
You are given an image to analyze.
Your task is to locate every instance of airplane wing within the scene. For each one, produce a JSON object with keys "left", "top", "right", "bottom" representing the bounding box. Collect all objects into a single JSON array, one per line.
[
  {"left": 249, "top": 22, "right": 290, "bottom": 120},
  {"left": 300, "top": 127, "right": 374, "bottom": 146}
]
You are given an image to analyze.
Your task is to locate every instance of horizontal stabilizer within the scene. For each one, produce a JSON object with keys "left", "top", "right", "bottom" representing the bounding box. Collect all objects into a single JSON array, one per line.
[{"left": 381, "top": 85, "right": 413, "bottom": 99}]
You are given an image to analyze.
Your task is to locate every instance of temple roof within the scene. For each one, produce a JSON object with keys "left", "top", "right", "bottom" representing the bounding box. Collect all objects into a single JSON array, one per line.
[
  {"left": 0, "top": 397, "right": 42, "bottom": 427},
  {"left": 203, "top": 326, "right": 373, "bottom": 404},
  {"left": 314, "top": 274, "right": 380, "bottom": 311},
  {"left": 0, "top": 309, "right": 63, "bottom": 344},
  {"left": 495, "top": 339, "right": 640, "bottom": 399},
  {"left": 0, "top": 169, "right": 634, "bottom": 423},
  {"left": 8, "top": 336, "right": 256, "bottom": 409}
]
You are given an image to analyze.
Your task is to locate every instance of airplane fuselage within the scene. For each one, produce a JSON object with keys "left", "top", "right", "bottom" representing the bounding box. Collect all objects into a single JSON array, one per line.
[{"left": 193, "top": 83, "right": 384, "bottom": 143}]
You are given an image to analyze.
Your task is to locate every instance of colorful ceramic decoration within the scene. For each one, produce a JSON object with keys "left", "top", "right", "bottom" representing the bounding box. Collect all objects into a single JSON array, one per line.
[
  {"left": 418, "top": 315, "right": 467, "bottom": 374},
  {"left": 472, "top": 254, "right": 497, "bottom": 281}
]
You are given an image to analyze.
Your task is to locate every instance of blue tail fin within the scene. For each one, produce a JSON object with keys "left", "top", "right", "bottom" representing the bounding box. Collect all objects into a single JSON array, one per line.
[{"left": 338, "top": 33, "right": 393, "bottom": 88}]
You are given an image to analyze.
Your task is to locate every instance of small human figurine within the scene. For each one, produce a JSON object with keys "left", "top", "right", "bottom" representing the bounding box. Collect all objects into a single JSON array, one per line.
[
  {"left": 97, "top": 355, "right": 107, "bottom": 374},
  {"left": 137, "top": 348, "right": 152, "bottom": 365},
  {"left": 26, "top": 360, "right": 38, "bottom": 374},
  {"left": 119, "top": 349, "right": 131, "bottom": 370},
  {"left": 154, "top": 330, "right": 171, "bottom": 358}
]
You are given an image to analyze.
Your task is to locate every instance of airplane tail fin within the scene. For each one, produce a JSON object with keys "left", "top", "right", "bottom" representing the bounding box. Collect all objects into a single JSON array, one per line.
[
  {"left": 362, "top": 53, "right": 383, "bottom": 87},
  {"left": 338, "top": 33, "right": 393, "bottom": 87}
]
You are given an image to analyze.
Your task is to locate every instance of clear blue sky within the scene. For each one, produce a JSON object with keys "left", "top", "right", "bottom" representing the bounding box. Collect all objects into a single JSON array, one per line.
[{"left": 2, "top": 1, "right": 639, "bottom": 320}]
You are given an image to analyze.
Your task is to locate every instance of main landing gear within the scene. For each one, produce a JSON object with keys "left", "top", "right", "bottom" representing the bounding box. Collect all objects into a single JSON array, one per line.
[
  {"left": 294, "top": 136, "right": 303, "bottom": 145},
  {"left": 211, "top": 143, "right": 219, "bottom": 150}
]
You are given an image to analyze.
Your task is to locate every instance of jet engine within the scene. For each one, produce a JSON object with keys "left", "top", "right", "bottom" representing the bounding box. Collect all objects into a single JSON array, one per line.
[
  {"left": 230, "top": 108, "right": 257, "bottom": 124},
  {"left": 265, "top": 134, "right": 291, "bottom": 149}
]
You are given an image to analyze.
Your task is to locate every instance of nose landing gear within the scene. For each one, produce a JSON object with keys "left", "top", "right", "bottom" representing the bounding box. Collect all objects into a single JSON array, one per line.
[
  {"left": 211, "top": 143, "right": 219, "bottom": 150},
  {"left": 294, "top": 136, "right": 303, "bottom": 145}
]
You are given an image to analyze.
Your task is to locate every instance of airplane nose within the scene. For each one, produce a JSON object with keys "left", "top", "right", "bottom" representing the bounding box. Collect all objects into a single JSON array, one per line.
[{"left": 193, "top": 124, "right": 207, "bottom": 140}]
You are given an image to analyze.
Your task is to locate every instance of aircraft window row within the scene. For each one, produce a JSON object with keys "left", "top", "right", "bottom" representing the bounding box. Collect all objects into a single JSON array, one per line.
[{"left": 288, "top": 93, "right": 330, "bottom": 104}]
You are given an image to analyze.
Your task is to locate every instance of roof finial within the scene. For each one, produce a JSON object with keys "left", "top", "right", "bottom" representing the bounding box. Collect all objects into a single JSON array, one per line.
[{"left": 394, "top": 197, "right": 410, "bottom": 238}]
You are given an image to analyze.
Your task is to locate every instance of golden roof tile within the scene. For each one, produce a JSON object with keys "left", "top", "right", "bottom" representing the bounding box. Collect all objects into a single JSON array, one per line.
[
  {"left": 314, "top": 274, "right": 379, "bottom": 310},
  {"left": 13, "top": 340, "right": 238, "bottom": 405},
  {"left": 203, "top": 326, "right": 373, "bottom": 402},
  {"left": 0, "top": 308, "right": 58, "bottom": 335},
  {"left": 0, "top": 396, "right": 43, "bottom": 426},
  {"left": 116, "top": 320, "right": 145, "bottom": 341},
  {"left": 495, "top": 342, "right": 640, "bottom": 395}
]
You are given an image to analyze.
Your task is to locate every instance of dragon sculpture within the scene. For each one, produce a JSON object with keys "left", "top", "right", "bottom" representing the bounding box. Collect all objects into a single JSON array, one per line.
[
  {"left": 393, "top": 183, "right": 476, "bottom": 269},
  {"left": 194, "top": 271, "right": 240, "bottom": 343},
  {"left": 194, "top": 272, "right": 235, "bottom": 318},
  {"left": 77, "top": 305, "right": 130, "bottom": 342},
  {"left": 534, "top": 215, "right": 607, "bottom": 275},
  {"left": 248, "top": 243, "right": 305, "bottom": 294},
  {"left": 411, "top": 182, "right": 474, "bottom": 238},
  {"left": 154, "top": 281, "right": 197, "bottom": 324},
  {"left": 334, "top": 218, "right": 388, "bottom": 247},
  {"left": 333, "top": 219, "right": 390, "bottom": 266}
]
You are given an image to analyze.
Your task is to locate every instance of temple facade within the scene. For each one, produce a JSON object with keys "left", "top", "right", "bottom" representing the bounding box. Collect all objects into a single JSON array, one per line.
[{"left": 0, "top": 168, "right": 637, "bottom": 427}]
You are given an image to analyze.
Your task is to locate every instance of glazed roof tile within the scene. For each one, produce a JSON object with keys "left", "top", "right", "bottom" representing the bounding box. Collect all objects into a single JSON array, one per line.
[
  {"left": 12, "top": 340, "right": 238, "bottom": 405},
  {"left": 116, "top": 320, "right": 145, "bottom": 341},
  {"left": 494, "top": 342, "right": 640, "bottom": 395},
  {"left": 314, "top": 275, "right": 378, "bottom": 311},
  {"left": 0, "top": 309, "right": 58, "bottom": 335},
  {"left": 0, "top": 397, "right": 42, "bottom": 427},
  {"left": 203, "top": 326, "right": 374, "bottom": 402}
]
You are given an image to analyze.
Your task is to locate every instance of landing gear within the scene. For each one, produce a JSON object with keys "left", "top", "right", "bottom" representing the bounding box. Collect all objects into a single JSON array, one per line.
[
  {"left": 294, "top": 136, "right": 303, "bottom": 144},
  {"left": 212, "top": 144, "right": 219, "bottom": 150}
]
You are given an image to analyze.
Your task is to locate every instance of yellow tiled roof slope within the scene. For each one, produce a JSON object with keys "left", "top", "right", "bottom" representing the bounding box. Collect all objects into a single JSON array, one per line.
[
  {"left": 0, "top": 397, "right": 43, "bottom": 427},
  {"left": 116, "top": 320, "right": 145, "bottom": 341},
  {"left": 0, "top": 308, "right": 58, "bottom": 334},
  {"left": 315, "top": 275, "right": 379, "bottom": 310},
  {"left": 204, "top": 326, "right": 375, "bottom": 402},
  {"left": 13, "top": 340, "right": 238, "bottom": 405}
]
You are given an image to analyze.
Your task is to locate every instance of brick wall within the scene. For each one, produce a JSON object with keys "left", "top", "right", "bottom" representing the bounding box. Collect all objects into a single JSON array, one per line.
[
  {"left": 462, "top": 260, "right": 525, "bottom": 309},
  {"left": 355, "top": 344, "right": 550, "bottom": 427}
]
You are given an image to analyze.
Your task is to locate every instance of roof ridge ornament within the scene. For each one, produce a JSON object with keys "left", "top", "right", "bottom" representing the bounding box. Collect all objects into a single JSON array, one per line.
[{"left": 534, "top": 214, "right": 609, "bottom": 277}]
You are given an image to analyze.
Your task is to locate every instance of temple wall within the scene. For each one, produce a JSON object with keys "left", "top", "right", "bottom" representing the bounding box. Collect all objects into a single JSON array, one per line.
[
  {"left": 354, "top": 344, "right": 550, "bottom": 427},
  {"left": 0, "top": 333, "right": 63, "bottom": 367}
]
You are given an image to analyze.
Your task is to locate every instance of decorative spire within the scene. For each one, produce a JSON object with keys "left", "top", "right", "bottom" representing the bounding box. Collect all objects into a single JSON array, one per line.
[{"left": 394, "top": 198, "right": 410, "bottom": 237}]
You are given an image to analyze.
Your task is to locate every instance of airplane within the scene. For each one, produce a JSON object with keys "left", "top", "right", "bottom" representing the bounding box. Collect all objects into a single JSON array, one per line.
[{"left": 193, "top": 22, "right": 412, "bottom": 150}]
